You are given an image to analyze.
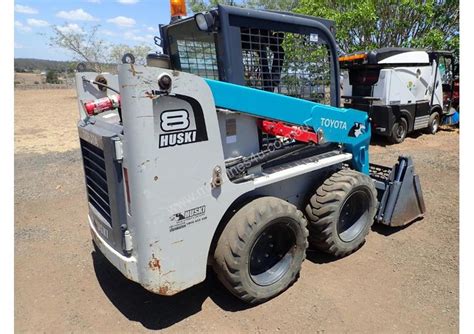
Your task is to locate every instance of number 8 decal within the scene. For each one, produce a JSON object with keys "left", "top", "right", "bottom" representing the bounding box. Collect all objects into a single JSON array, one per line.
[{"left": 160, "top": 109, "right": 190, "bottom": 132}]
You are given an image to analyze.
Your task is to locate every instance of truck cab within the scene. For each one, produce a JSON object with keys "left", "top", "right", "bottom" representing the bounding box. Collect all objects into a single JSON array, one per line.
[{"left": 340, "top": 48, "right": 457, "bottom": 143}]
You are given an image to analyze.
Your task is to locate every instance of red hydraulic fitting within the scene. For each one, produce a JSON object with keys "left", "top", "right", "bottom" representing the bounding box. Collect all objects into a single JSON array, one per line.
[{"left": 261, "top": 120, "right": 319, "bottom": 144}]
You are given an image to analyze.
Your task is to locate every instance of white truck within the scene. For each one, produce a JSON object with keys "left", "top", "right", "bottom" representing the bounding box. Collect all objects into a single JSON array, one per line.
[{"left": 340, "top": 48, "right": 456, "bottom": 143}]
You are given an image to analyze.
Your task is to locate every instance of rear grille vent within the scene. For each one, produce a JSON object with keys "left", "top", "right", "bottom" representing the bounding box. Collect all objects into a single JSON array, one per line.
[{"left": 80, "top": 139, "right": 111, "bottom": 224}]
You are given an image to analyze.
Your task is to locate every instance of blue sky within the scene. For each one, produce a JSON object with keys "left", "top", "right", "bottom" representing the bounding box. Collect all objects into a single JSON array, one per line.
[{"left": 14, "top": 0, "right": 173, "bottom": 60}]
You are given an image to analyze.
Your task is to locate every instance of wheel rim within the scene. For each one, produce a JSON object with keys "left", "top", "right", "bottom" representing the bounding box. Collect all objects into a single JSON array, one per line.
[
  {"left": 432, "top": 117, "right": 439, "bottom": 133},
  {"left": 337, "top": 189, "right": 371, "bottom": 242},
  {"left": 249, "top": 220, "right": 296, "bottom": 286},
  {"left": 395, "top": 123, "right": 406, "bottom": 140}
]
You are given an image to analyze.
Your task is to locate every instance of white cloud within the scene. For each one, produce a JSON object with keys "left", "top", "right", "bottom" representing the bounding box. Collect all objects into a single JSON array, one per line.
[
  {"left": 15, "top": 21, "right": 32, "bottom": 33},
  {"left": 15, "top": 4, "right": 38, "bottom": 15},
  {"left": 117, "top": 0, "right": 140, "bottom": 4},
  {"left": 56, "top": 9, "right": 96, "bottom": 21},
  {"left": 124, "top": 31, "right": 154, "bottom": 43},
  {"left": 87, "top": 0, "right": 101, "bottom": 3},
  {"left": 15, "top": 42, "right": 24, "bottom": 49},
  {"left": 146, "top": 26, "right": 156, "bottom": 32},
  {"left": 27, "top": 18, "right": 49, "bottom": 27},
  {"left": 57, "top": 23, "right": 84, "bottom": 34},
  {"left": 107, "top": 16, "right": 136, "bottom": 27},
  {"left": 102, "top": 30, "right": 116, "bottom": 36}
]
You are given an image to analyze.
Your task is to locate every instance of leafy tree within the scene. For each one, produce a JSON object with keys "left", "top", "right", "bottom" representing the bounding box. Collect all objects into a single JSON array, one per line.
[
  {"left": 187, "top": 0, "right": 300, "bottom": 12},
  {"left": 50, "top": 25, "right": 154, "bottom": 71},
  {"left": 294, "top": 0, "right": 459, "bottom": 55},
  {"left": 188, "top": 0, "right": 239, "bottom": 13},
  {"left": 46, "top": 70, "right": 60, "bottom": 84},
  {"left": 49, "top": 25, "right": 110, "bottom": 72},
  {"left": 245, "top": 0, "right": 300, "bottom": 11},
  {"left": 110, "top": 44, "right": 153, "bottom": 65}
]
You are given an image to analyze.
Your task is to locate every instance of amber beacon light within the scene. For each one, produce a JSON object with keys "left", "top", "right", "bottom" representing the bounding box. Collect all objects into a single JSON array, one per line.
[{"left": 170, "top": 0, "right": 187, "bottom": 20}]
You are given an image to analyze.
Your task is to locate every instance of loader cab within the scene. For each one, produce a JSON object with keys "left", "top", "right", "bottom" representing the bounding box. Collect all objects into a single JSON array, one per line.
[
  {"left": 159, "top": 5, "right": 341, "bottom": 152},
  {"left": 159, "top": 5, "right": 340, "bottom": 107}
]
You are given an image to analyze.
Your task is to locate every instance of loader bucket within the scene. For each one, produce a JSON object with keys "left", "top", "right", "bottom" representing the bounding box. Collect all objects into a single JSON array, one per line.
[{"left": 370, "top": 156, "right": 426, "bottom": 227}]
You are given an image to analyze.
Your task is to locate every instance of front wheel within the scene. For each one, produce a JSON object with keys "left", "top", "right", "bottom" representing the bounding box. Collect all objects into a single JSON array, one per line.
[
  {"left": 388, "top": 118, "right": 408, "bottom": 144},
  {"left": 427, "top": 112, "right": 440, "bottom": 134},
  {"left": 213, "top": 197, "right": 308, "bottom": 304},
  {"left": 305, "top": 169, "right": 378, "bottom": 257}
]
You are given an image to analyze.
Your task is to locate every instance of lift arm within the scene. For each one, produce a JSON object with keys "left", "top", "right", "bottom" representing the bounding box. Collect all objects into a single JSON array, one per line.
[{"left": 205, "top": 79, "right": 371, "bottom": 174}]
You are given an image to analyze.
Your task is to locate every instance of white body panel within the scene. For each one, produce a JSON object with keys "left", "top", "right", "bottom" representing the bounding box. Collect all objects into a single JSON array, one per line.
[
  {"left": 378, "top": 51, "right": 429, "bottom": 64},
  {"left": 342, "top": 61, "right": 442, "bottom": 108}
]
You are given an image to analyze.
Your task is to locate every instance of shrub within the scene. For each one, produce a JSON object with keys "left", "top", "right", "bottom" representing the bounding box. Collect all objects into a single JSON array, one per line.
[{"left": 46, "top": 70, "right": 60, "bottom": 84}]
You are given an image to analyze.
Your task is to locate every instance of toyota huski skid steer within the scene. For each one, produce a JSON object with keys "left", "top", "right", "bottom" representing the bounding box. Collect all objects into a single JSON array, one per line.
[{"left": 75, "top": 4, "right": 426, "bottom": 304}]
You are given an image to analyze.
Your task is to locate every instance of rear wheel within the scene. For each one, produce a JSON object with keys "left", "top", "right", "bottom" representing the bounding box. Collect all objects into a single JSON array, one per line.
[
  {"left": 427, "top": 112, "right": 440, "bottom": 134},
  {"left": 305, "top": 169, "right": 378, "bottom": 257},
  {"left": 213, "top": 197, "right": 308, "bottom": 304},
  {"left": 388, "top": 118, "right": 408, "bottom": 144}
]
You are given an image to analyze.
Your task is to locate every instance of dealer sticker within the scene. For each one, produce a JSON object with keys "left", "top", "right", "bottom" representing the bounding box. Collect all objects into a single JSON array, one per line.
[{"left": 169, "top": 205, "right": 207, "bottom": 232}]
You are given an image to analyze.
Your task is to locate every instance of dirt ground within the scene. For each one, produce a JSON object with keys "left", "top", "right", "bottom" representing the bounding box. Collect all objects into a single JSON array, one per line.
[
  {"left": 14, "top": 89, "right": 459, "bottom": 333},
  {"left": 14, "top": 73, "right": 44, "bottom": 85}
]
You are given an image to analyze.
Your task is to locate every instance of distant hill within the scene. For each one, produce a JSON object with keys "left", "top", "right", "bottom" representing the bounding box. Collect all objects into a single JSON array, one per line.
[
  {"left": 15, "top": 58, "right": 118, "bottom": 74},
  {"left": 14, "top": 58, "right": 78, "bottom": 73}
]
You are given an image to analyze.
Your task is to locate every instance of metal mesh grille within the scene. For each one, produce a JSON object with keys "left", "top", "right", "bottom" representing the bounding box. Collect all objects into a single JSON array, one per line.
[
  {"left": 80, "top": 139, "right": 111, "bottom": 224},
  {"left": 176, "top": 39, "right": 219, "bottom": 79},
  {"left": 241, "top": 28, "right": 332, "bottom": 104},
  {"left": 369, "top": 163, "right": 393, "bottom": 182}
]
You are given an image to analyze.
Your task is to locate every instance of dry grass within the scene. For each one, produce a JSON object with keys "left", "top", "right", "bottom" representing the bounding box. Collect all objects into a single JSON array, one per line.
[
  {"left": 14, "top": 73, "right": 44, "bottom": 85},
  {"left": 14, "top": 89, "right": 80, "bottom": 154}
]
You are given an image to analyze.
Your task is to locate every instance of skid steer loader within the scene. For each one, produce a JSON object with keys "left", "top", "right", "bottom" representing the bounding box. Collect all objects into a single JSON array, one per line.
[{"left": 74, "top": 3, "right": 426, "bottom": 304}]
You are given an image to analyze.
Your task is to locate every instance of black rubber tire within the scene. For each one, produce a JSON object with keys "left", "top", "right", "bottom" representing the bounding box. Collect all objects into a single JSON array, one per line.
[
  {"left": 213, "top": 197, "right": 308, "bottom": 304},
  {"left": 305, "top": 169, "right": 378, "bottom": 257},
  {"left": 388, "top": 118, "right": 408, "bottom": 144},
  {"left": 427, "top": 112, "right": 440, "bottom": 134}
]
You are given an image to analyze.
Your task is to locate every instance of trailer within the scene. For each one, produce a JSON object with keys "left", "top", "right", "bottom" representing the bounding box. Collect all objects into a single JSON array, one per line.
[
  {"left": 74, "top": 3, "right": 425, "bottom": 304},
  {"left": 340, "top": 48, "right": 458, "bottom": 143}
]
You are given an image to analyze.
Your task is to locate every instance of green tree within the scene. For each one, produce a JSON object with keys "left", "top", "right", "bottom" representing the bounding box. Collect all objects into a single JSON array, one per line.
[
  {"left": 245, "top": 0, "right": 300, "bottom": 11},
  {"left": 188, "top": 0, "right": 239, "bottom": 13},
  {"left": 294, "top": 0, "right": 459, "bottom": 55},
  {"left": 187, "top": 0, "right": 300, "bottom": 12},
  {"left": 46, "top": 70, "right": 60, "bottom": 84}
]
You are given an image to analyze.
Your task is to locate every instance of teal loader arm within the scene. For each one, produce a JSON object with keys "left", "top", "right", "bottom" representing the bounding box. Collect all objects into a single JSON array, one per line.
[{"left": 205, "top": 79, "right": 371, "bottom": 174}]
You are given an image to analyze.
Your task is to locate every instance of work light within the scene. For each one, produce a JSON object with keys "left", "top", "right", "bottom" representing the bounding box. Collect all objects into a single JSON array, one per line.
[{"left": 195, "top": 12, "right": 215, "bottom": 32}]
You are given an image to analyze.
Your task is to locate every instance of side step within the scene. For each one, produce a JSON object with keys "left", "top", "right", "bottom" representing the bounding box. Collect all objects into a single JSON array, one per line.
[{"left": 370, "top": 156, "right": 426, "bottom": 227}]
